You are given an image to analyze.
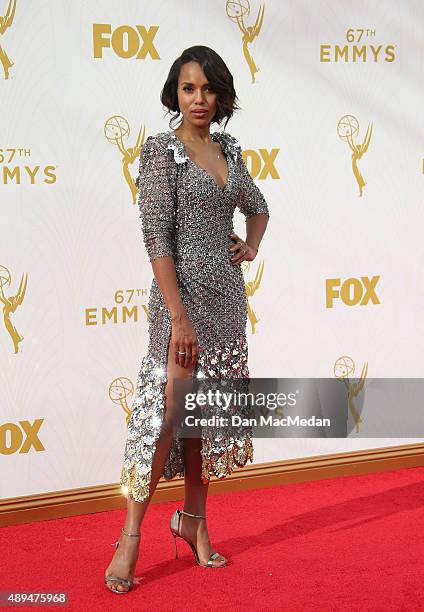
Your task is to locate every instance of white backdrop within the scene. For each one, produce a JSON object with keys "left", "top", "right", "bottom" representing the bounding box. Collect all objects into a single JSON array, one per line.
[{"left": 1, "top": 0, "right": 423, "bottom": 500}]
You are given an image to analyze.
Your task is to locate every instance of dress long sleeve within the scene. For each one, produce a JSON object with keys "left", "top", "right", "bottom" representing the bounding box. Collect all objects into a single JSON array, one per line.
[
  {"left": 236, "top": 144, "right": 270, "bottom": 219},
  {"left": 136, "top": 135, "right": 177, "bottom": 261}
]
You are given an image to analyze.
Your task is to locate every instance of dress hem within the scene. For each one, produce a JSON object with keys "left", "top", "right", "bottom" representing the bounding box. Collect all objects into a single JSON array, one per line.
[{"left": 120, "top": 435, "right": 254, "bottom": 503}]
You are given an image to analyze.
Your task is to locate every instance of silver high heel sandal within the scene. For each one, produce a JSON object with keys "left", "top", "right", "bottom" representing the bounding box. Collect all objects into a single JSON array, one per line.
[
  {"left": 104, "top": 527, "right": 141, "bottom": 594},
  {"left": 170, "top": 509, "right": 227, "bottom": 568}
]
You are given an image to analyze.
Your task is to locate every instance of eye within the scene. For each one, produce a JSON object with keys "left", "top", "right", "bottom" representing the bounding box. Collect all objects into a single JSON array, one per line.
[{"left": 182, "top": 85, "right": 214, "bottom": 92}]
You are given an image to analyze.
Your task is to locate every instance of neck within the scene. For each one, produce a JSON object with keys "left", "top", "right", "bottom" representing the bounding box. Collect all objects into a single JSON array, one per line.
[{"left": 175, "top": 121, "right": 212, "bottom": 143}]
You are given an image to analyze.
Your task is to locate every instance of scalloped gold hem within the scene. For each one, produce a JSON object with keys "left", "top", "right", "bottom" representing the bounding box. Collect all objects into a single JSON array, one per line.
[{"left": 120, "top": 434, "right": 253, "bottom": 503}]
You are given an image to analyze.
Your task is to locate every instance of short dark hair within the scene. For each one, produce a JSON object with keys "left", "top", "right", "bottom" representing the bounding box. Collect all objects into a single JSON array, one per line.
[{"left": 161, "top": 45, "right": 241, "bottom": 130}]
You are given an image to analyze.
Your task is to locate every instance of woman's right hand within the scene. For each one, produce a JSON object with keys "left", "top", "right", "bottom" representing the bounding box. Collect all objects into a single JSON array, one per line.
[{"left": 170, "top": 312, "right": 199, "bottom": 369}]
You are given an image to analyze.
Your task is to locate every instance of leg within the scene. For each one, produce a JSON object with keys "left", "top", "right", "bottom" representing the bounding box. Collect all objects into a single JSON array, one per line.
[
  {"left": 178, "top": 437, "right": 226, "bottom": 567},
  {"left": 105, "top": 344, "right": 195, "bottom": 592}
]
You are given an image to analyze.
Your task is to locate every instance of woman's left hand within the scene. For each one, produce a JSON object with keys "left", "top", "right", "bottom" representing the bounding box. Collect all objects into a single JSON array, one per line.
[{"left": 228, "top": 232, "right": 258, "bottom": 265}]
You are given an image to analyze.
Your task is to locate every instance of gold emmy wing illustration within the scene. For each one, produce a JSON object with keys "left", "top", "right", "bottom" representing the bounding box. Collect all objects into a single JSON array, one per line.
[
  {"left": 241, "top": 259, "right": 264, "bottom": 334},
  {"left": 0, "top": 265, "right": 28, "bottom": 354},
  {"left": 109, "top": 377, "right": 135, "bottom": 426},
  {"left": 337, "top": 115, "right": 373, "bottom": 197},
  {"left": 226, "top": 0, "right": 265, "bottom": 84},
  {"left": 0, "top": 0, "right": 16, "bottom": 80},
  {"left": 334, "top": 355, "right": 368, "bottom": 432},
  {"left": 104, "top": 116, "right": 145, "bottom": 204}
]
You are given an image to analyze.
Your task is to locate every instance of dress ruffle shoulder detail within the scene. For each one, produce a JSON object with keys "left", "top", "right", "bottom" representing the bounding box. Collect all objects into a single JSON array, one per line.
[{"left": 166, "top": 134, "right": 190, "bottom": 164}]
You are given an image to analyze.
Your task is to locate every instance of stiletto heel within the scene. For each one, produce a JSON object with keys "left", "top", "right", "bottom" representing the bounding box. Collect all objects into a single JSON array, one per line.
[
  {"left": 104, "top": 527, "right": 141, "bottom": 594},
  {"left": 169, "top": 509, "right": 227, "bottom": 568},
  {"left": 172, "top": 532, "right": 179, "bottom": 559}
]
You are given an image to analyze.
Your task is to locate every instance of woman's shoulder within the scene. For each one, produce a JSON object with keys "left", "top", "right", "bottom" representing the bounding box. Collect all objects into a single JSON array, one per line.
[
  {"left": 212, "top": 130, "right": 242, "bottom": 161},
  {"left": 213, "top": 130, "right": 241, "bottom": 148},
  {"left": 136, "top": 132, "right": 176, "bottom": 187},
  {"left": 141, "top": 131, "right": 171, "bottom": 152},
  {"left": 141, "top": 131, "right": 188, "bottom": 164}
]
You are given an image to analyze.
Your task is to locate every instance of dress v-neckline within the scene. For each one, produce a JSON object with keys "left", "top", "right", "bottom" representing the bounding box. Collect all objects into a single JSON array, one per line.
[{"left": 169, "top": 131, "right": 230, "bottom": 192}]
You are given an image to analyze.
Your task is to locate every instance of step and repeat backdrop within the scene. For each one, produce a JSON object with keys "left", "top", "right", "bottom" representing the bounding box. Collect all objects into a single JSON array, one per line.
[{"left": 1, "top": 0, "right": 423, "bottom": 500}]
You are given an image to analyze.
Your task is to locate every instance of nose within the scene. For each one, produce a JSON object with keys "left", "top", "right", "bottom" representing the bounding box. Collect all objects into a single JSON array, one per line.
[{"left": 194, "top": 89, "right": 206, "bottom": 104}]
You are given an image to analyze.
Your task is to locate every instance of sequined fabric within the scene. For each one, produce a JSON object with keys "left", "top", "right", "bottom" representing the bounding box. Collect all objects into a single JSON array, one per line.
[{"left": 120, "top": 129, "right": 270, "bottom": 502}]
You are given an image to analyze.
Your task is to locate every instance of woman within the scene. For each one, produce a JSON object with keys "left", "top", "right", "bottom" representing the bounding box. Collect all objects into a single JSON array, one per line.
[{"left": 105, "top": 45, "right": 269, "bottom": 594}]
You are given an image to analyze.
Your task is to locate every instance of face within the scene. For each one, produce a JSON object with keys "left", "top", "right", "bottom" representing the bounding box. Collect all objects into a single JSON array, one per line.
[{"left": 176, "top": 61, "right": 218, "bottom": 128}]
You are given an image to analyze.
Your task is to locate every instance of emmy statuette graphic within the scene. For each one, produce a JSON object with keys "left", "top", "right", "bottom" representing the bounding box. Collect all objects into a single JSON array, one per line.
[
  {"left": 334, "top": 355, "right": 368, "bottom": 432},
  {"left": 109, "top": 377, "right": 135, "bottom": 426},
  {"left": 0, "top": 0, "right": 16, "bottom": 80},
  {"left": 0, "top": 265, "right": 28, "bottom": 354},
  {"left": 241, "top": 260, "right": 264, "bottom": 334},
  {"left": 104, "top": 115, "right": 146, "bottom": 204},
  {"left": 226, "top": 0, "right": 265, "bottom": 84},
  {"left": 337, "top": 115, "right": 373, "bottom": 197}
]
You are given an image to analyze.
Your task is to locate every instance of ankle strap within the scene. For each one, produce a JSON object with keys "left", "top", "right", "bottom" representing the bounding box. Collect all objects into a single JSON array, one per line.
[
  {"left": 180, "top": 509, "right": 206, "bottom": 519},
  {"left": 121, "top": 527, "right": 141, "bottom": 538}
]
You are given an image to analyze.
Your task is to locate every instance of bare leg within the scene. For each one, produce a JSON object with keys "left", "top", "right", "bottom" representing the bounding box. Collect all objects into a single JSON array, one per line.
[
  {"left": 105, "top": 344, "right": 195, "bottom": 592},
  {"left": 178, "top": 437, "right": 226, "bottom": 567}
]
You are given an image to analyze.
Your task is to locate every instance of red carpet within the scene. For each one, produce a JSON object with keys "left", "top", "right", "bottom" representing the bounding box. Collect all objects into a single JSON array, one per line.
[{"left": 1, "top": 466, "right": 424, "bottom": 611}]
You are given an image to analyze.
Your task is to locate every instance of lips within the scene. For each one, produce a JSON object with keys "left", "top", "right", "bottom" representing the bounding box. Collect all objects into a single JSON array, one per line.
[{"left": 192, "top": 110, "right": 208, "bottom": 116}]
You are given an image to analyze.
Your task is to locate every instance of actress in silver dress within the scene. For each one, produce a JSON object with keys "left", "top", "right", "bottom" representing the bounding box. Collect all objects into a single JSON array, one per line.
[{"left": 105, "top": 45, "right": 269, "bottom": 594}]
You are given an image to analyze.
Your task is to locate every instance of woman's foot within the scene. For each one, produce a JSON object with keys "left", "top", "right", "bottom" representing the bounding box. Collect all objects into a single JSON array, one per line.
[
  {"left": 104, "top": 529, "right": 141, "bottom": 593},
  {"left": 179, "top": 512, "right": 226, "bottom": 567}
]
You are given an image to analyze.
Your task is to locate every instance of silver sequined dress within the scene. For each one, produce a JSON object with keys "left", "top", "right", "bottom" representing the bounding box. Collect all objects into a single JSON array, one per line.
[{"left": 120, "top": 130, "right": 270, "bottom": 502}]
